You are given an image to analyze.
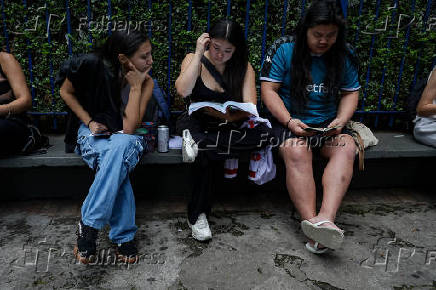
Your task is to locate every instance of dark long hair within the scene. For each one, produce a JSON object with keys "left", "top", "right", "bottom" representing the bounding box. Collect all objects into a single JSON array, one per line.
[
  {"left": 290, "top": 0, "right": 355, "bottom": 111},
  {"left": 209, "top": 20, "right": 248, "bottom": 102},
  {"left": 95, "top": 30, "right": 149, "bottom": 112},
  {"left": 98, "top": 30, "right": 150, "bottom": 78}
]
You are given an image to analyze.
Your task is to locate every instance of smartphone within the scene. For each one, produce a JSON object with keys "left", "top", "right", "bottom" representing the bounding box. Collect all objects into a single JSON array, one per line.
[{"left": 91, "top": 131, "right": 111, "bottom": 138}]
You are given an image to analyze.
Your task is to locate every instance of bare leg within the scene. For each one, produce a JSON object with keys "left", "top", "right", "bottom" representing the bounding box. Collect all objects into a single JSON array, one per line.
[
  {"left": 279, "top": 138, "right": 316, "bottom": 221},
  {"left": 310, "top": 134, "right": 356, "bottom": 228}
]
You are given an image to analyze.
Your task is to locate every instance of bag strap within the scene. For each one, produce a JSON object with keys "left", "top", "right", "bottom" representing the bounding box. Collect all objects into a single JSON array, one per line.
[
  {"left": 354, "top": 133, "right": 365, "bottom": 171},
  {"left": 346, "top": 121, "right": 365, "bottom": 171},
  {"left": 200, "top": 56, "right": 228, "bottom": 93}
]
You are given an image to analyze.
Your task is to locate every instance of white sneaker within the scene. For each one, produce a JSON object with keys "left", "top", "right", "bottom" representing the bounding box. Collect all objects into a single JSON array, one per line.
[{"left": 188, "top": 213, "right": 212, "bottom": 241}]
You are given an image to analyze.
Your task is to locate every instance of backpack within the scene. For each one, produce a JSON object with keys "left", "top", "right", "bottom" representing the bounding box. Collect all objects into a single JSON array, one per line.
[
  {"left": 21, "top": 124, "right": 50, "bottom": 155},
  {"left": 143, "top": 79, "right": 171, "bottom": 123}
]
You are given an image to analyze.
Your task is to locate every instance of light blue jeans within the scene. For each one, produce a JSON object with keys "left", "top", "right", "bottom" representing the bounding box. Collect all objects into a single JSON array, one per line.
[{"left": 76, "top": 124, "right": 145, "bottom": 243}]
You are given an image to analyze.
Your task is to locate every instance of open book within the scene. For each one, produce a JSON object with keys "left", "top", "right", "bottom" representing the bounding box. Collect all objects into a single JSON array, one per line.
[
  {"left": 304, "top": 126, "right": 342, "bottom": 133},
  {"left": 188, "top": 101, "right": 259, "bottom": 117}
]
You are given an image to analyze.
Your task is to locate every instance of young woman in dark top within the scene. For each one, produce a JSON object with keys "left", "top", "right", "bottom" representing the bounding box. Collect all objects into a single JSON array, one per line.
[
  {"left": 0, "top": 51, "right": 32, "bottom": 155},
  {"left": 58, "top": 31, "right": 154, "bottom": 264},
  {"left": 175, "top": 20, "right": 271, "bottom": 241}
]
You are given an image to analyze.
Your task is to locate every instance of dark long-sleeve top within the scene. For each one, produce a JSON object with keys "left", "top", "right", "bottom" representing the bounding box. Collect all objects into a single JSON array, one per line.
[{"left": 56, "top": 53, "right": 124, "bottom": 150}]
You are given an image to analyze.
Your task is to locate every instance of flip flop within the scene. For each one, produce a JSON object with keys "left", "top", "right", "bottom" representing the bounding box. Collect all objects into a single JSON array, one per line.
[
  {"left": 301, "top": 220, "right": 344, "bottom": 250},
  {"left": 305, "top": 241, "right": 329, "bottom": 254}
]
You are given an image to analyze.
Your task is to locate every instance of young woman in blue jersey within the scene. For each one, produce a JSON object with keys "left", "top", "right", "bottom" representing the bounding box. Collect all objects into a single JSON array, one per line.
[
  {"left": 260, "top": 0, "right": 360, "bottom": 254},
  {"left": 58, "top": 30, "right": 154, "bottom": 264}
]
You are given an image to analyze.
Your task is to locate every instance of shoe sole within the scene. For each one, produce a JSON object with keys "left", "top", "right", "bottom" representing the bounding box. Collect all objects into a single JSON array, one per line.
[
  {"left": 301, "top": 220, "right": 344, "bottom": 250},
  {"left": 73, "top": 245, "right": 96, "bottom": 264},
  {"left": 191, "top": 231, "right": 212, "bottom": 242},
  {"left": 305, "top": 242, "right": 329, "bottom": 254}
]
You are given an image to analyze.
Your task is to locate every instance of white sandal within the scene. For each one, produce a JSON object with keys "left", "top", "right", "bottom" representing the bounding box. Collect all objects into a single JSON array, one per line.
[
  {"left": 301, "top": 220, "right": 344, "bottom": 250},
  {"left": 305, "top": 241, "right": 329, "bottom": 254}
]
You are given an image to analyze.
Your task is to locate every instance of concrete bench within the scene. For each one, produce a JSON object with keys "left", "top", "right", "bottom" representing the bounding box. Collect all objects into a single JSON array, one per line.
[
  {"left": 0, "top": 135, "right": 183, "bottom": 168},
  {"left": 1, "top": 132, "right": 435, "bottom": 169},
  {"left": 364, "top": 132, "right": 436, "bottom": 159},
  {"left": 1, "top": 132, "right": 435, "bottom": 200}
]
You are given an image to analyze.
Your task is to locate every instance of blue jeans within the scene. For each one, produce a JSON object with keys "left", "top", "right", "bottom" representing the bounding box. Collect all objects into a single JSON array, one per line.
[{"left": 76, "top": 124, "right": 145, "bottom": 243}]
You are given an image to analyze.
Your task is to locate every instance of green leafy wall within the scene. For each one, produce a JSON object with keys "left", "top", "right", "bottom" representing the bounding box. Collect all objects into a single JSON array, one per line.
[{"left": 1, "top": 0, "right": 435, "bottom": 123}]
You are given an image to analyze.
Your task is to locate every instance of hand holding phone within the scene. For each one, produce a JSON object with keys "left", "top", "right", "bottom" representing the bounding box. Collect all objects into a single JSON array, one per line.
[
  {"left": 89, "top": 120, "right": 109, "bottom": 135},
  {"left": 304, "top": 127, "right": 337, "bottom": 134},
  {"left": 91, "top": 131, "right": 111, "bottom": 138}
]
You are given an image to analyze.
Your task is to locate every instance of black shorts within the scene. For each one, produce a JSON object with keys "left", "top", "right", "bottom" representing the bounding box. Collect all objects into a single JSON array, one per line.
[{"left": 268, "top": 117, "right": 353, "bottom": 149}]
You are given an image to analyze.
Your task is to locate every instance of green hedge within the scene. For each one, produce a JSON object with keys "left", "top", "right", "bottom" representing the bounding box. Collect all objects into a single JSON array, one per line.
[{"left": 1, "top": 0, "right": 435, "bottom": 120}]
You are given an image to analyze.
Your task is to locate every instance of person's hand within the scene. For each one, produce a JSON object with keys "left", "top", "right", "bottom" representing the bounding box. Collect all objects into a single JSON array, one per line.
[
  {"left": 287, "top": 118, "right": 315, "bottom": 137},
  {"left": 325, "top": 118, "right": 345, "bottom": 136},
  {"left": 88, "top": 121, "right": 108, "bottom": 134},
  {"left": 195, "top": 33, "right": 210, "bottom": 56},
  {"left": 125, "top": 61, "right": 148, "bottom": 89},
  {"left": 143, "top": 65, "right": 152, "bottom": 82}
]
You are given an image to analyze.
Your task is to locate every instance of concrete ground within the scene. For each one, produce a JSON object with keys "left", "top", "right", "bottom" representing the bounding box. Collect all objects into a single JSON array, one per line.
[{"left": 0, "top": 187, "right": 435, "bottom": 289}]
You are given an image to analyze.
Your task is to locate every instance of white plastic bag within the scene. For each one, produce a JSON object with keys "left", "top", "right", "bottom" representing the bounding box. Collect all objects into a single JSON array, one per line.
[{"left": 182, "top": 129, "right": 198, "bottom": 163}]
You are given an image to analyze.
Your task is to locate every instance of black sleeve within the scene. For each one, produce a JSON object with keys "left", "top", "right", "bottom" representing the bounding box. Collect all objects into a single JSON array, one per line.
[
  {"left": 56, "top": 54, "right": 100, "bottom": 92},
  {"left": 56, "top": 54, "right": 102, "bottom": 151}
]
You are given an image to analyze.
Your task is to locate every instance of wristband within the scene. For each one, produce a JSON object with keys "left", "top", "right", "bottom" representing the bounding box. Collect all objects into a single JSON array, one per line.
[
  {"left": 286, "top": 117, "right": 293, "bottom": 128},
  {"left": 87, "top": 119, "right": 94, "bottom": 128}
]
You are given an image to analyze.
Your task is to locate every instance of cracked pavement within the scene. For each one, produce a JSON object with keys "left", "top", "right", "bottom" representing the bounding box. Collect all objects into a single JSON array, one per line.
[{"left": 0, "top": 187, "right": 435, "bottom": 289}]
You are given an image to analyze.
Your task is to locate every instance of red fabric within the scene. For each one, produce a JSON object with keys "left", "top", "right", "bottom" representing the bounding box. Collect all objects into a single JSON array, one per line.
[
  {"left": 224, "top": 168, "right": 238, "bottom": 175},
  {"left": 250, "top": 153, "right": 261, "bottom": 161}
]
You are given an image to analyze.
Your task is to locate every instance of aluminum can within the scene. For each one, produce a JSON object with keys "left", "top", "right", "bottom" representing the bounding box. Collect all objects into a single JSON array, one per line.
[{"left": 157, "top": 125, "right": 169, "bottom": 153}]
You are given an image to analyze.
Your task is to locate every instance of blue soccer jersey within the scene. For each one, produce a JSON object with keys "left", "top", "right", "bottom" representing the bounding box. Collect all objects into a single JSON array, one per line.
[{"left": 260, "top": 36, "right": 360, "bottom": 124}]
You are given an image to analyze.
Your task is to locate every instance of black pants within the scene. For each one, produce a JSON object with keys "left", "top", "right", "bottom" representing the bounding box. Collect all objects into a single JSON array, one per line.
[
  {"left": 177, "top": 112, "right": 272, "bottom": 224},
  {"left": 188, "top": 150, "right": 223, "bottom": 224},
  {"left": 0, "top": 117, "right": 29, "bottom": 156}
]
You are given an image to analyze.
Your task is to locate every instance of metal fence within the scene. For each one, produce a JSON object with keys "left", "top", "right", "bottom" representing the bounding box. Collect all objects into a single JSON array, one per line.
[{"left": 1, "top": 0, "right": 435, "bottom": 129}]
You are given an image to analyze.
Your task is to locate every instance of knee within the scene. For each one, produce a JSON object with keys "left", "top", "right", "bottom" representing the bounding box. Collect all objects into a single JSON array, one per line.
[
  {"left": 115, "top": 135, "right": 145, "bottom": 171},
  {"left": 111, "top": 135, "right": 143, "bottom": 154},
  {"left": 111, "top": 135, "right": 144, "bottom": 169},
  {"left": 280, "top": 143, "right": 311, "bottom": 166},
  {"left": 336, "top": 135, "right": 357, "bottom": 160}
]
